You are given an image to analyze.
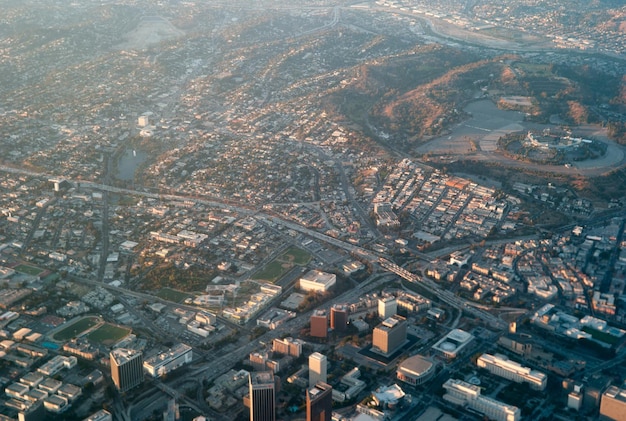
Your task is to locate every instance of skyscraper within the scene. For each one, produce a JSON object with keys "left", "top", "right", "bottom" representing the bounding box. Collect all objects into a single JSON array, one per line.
[
  {"left": 330, "top": 304, "right": 348, "bottom": 332},
  {"left": 110, "top": 348, "right": 143, "bottom": 393},
  {"left": 249, "top": 372, "right": 275, "bottom": 421},
  {"left": 307, "top": 382, "right": 333, "bottom": 421},
  {"left": 378, "top": 296, "right": 397, "bottom": 319},
  {"left": 310, "top": 310, "right": 328, "bottom": 338},
  {"left": 309, "top": 352, "right": 327, "bottom": 388}
]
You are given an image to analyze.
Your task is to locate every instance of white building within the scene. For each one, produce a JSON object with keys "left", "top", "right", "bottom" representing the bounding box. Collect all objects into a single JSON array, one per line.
[
  {"left": 477, "top": 353, "right": 547, "bottom": 391},
  {"left": 37, "top": 356, "right": 77, "bottom": 376},
  {"left": 299, "top": 270, "right": 336, "bottom": 293},
  {"left": 143, "top": 343, "right": 193, "bottom": 378},
  {"left": 443, "top": 378, "right": 520, "bottom": 421},
  {"left": 309, "top": 352, "right": 327, "bottom": 387},
  {"left": 432, "top": 329, "right": 474, "bottom": 359},
  {"left": 378, "top": 296, "right": 397, "bottom": 319}
]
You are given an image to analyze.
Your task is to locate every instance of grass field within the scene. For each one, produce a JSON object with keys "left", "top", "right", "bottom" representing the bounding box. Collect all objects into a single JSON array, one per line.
[
  {"left": 279, "top": 246, "right": 312, "bottom": 266},
  {"left": 53, "top": 316, "right": 100, "bottom": 341},
  {"left": 252, "top": 261, "right": 289, "bottom": 282},
  {"left": 87, "top": 323, "right": 131, "bottom": 346},
  {"left": 14, "top": 264, "right": 45, "bottom": 276},
  {"left": 157, "top": 287, "right": 192, "bottom": 303}
]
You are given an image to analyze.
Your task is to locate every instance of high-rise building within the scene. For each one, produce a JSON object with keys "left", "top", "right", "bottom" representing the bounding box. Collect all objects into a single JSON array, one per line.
[
  {"left": 600, "top": 385, "right": 626, "bottom": 420},
  {"left": 330, "top": 304, "right": 348, "bottom": 332},
  {"left": 249, "top": 372, "right": 275, "bottom": 421},
  {"left": 372, "top": 315, "right": 407, "bottom": 356},
  {"left": 272, "top": 337, "right": 304, "bottom": 357},
  {"left": 307, "top": 382, "right": 333, "bottom": 421},
  {"left": 309, "top": 352, "right": 327, "bottom": 387},
  {"left": 310, "top": 310, "right": 328, "bottom": 338},
  {"left": 110, "top": 348, "right": 143, "bottom": 392},
  {"left": 378, "top": 296, "right": 397, "bottom": 319}
]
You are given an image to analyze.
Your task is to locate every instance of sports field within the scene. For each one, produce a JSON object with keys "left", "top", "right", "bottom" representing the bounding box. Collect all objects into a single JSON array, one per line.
[
  {"left": 87, "top": 323, "right": 131, "bottom": 346},
  {"left": 53, "top": 316, "right": 100, "bottom": 341},
  {"left": 278, "top": 246, "right": 311, "bottom": 266},
  {"left": 14, "top": 264, "right": 45, "bottom": 276},
  {"left": 157, "top": 287, "right": 192, "bottom": 303},
  {"left": 253, "top": 246, "right": 312, "bottom": 282}
]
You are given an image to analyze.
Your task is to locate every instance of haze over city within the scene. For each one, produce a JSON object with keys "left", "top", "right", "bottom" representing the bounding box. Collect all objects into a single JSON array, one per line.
[{"left": 0, "top": 1, "right": 625, "bottom": 421}]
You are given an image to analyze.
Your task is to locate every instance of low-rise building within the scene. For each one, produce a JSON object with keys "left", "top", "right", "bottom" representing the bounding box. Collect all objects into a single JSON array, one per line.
[
  {"left": 143, "top": 343, "right": 193, "bottom": 378},
  {"left": 477, "top": 353, "right": 547, "bottom": 391},
  {"left": 443, "top": 378, "right": 520, "bottom": 421},
  {"left": 299, "top": 270, "right": 336, "bottom": 292}
]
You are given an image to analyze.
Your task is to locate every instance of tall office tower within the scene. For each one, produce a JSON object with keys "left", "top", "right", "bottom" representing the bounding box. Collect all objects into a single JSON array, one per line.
[
  {"left": 600, "top": 385, "right": 626, "bottom": 420},
  {"left": 330, "top": 304, "right": 348, "bottom": 332},
  {"left": 272, "top": 337, "right": 304, "bottom": 357},
  {"left": 307, "top": 382, "right": 333, "bottom": 421},
  {"left": 110, "top": 348, "right": 143, "bottom": 392},
  {"left": 378, "top": 296, "right": 398, "bottom": 319},
  {"left": 249, "top": 372, "right": 276, "bottom": 421},
  {"left": 309, "top": 352, "right": 327, "bottom": 387},
  {"left": 372, "top": 315, "right": 407, "bottom": 356},
  {"left": 310, "top": 310, "right": 328, "bottom": 338}
]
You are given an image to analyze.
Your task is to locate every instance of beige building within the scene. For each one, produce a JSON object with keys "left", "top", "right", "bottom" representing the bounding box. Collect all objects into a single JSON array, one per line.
[
  {"left": 600, "top": 385, "right": 626, "bottom": 420},
  {"left": 372, "top": 315, "right": 407, "bottom": 356}
]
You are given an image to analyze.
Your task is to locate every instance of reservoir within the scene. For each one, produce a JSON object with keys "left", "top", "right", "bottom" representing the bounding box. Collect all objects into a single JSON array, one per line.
[{"left": 116, "top": 149, "right": 148, "bottom": 180}]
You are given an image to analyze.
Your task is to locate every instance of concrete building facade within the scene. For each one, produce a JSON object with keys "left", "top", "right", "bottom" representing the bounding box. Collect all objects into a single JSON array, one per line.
[{"left": 110, "top": 349, "right": 143, "bottom": 393}]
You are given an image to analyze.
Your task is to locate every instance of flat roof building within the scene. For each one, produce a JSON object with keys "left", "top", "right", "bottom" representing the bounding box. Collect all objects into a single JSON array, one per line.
[
  {"left": 307, "top": 382, "right": 332, "bottom": 421},
  {"left": 83, "top": 409, "right": 112, "bottom": 421},
  {"left": 372, "top": 315, "right": 407, "bottom": 356},
  {"left": 378, "top": 296, "right": 397, "bottom": 319},
  {"left": 310, "top": 310, "right": 328, "bottom": 338},
  {"left": 443, "top": 378, "right": 520, "bottom": 421},
  {"left": 143, "top": 343, "right": 192, "bottom": 378},
  {"left": 309, "top": 353, "right": 327, "bottom": 388},
  {"left": 249, "top": 371, "right": 275, "bottom": 421},
  {"left": 299, "top": 270, "right": 336, "bottom": 293},
  {"left": 600, "top": 385, "right": 626, "bottom": 420},
  {"left": 477, "top": 353, "right": 547, "bottom": 391},
  {"left": 330, "top": 305, "right": 348, "bottom": 332},
  {"left": 110, "top": 348, "right": 143, "bottom": 393},
  {"left": 432, "top": 329, "right": 474, "bottom": 360},
  {"left": 272, "top": 337, "right": 304, "bottom": 357}
]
